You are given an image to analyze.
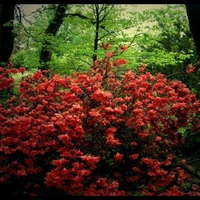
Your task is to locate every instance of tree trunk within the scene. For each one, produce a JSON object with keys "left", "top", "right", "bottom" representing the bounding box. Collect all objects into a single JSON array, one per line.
[
  {"left": 92, "top": 5, "right": 100, "bottom": 63},
  {"left": 185, "top": 4, "right": 200, "bottom": 58},
  {"left": 0, "top": 4, "right": 15, "bottom": 65},
  {"left": 39, "top": 4, "right": 67, "bottom": 70}
]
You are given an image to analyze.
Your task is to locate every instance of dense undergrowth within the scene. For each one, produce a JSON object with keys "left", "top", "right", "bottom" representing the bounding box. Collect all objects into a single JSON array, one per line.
[{"left": 1, "top": 47, "right": 200, "bottom": 196}]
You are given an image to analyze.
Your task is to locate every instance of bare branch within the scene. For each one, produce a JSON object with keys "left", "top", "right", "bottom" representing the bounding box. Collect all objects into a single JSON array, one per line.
[
  {"left": 99, "top": 4, "right": 115, "bottom": 23},
  {"left": 98, "top": 4, "right": 115, "bottom": 15},
  {"left": 66, "top": 12, "right": 90, "bottom": 20},
  {"left": 98, "top": 30, "right": 116, "bottom": 41},
  {"left": 14, "top": 5, "right": 23, "bottom": 23}
]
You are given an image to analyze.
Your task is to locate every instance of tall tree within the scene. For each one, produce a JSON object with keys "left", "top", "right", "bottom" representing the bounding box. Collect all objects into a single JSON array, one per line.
[
  {"left": 91, "top": 4, "right": 115, "bottom": 62},
  {"left": 13, "top": 4, "right": 194, "bottom": 77},
  {"left": 39, "top": 4, "right": 67, "bottom": 70},
  {"left": 0, "top": 4, "right": 15, "bottom": 65},
  {"left": 185, "top": 4, "right": 200, "bottom": 58},
  {"left": 13, "top": 4, "right": 133, "bottom": 73}
]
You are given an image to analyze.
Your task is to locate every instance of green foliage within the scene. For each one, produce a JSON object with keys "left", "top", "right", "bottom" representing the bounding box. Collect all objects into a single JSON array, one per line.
[
  {"left": 12, "top": 49, "right": 40, "bottom": 70},
  {"left": 131, "top": 5, "right": 195, "bottom": 70},
  {"left": 11, "top": 4, "right": 200, "bottom": 97}
]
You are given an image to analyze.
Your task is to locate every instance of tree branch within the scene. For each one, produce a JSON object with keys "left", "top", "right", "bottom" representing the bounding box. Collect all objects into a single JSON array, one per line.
[
  {"left": 99, "top": 4, "right": 115, "bottom": 23},
  {"left": 66, "top": 13, "right": 90, "bottom": 20}
]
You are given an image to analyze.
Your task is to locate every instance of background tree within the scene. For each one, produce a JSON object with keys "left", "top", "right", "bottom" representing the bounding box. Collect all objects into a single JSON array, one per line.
[
  {"left": 129, "top": 5, "right": 200, "bottom": 98},
  {"left": 11, "top": 4, "right": 198, "bottom": 81},
  {"left": 185, "top": 4, "right": 200, "bottom": 59},
  {"left": 39, "top": 4, "right": 67, "bottom": 70},
  {"left": 0, "top": 4, "right": 15, "bottom": 65},
  {"left": 12, "top": 4, "right": 146, "bottom": 74}
]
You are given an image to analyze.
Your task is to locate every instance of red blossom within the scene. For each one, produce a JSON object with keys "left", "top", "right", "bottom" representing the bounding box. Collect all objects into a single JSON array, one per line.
[
  {"left": 114, "top": 152, "right": 123, "bottom": 162},
  {"left": 192, "top": 184, "right": 199, "bottom": 191},
  {"left": 106, "top": 134, "right": 121, "bottom": 147},
  {"left": 8, "top": 61, "right": 14, "bottom": 68},
  {"left": 127, "top": 175, "right": 141, "bottom": 183},
  {"left": 115, "top": 59, "right": 127, "bottom": 67},
  {"left": 138, "top": 132, "right": 149, "bottom": 138},
  {"left": 100, "top": 43, "right": 111, "bottom": 50},
  {"left": 186, "top": 65, "right": 195, "bottom": 73},
  {"left": 106, "top": 51, "right": 115, "bottom": 58},
  {"left": 131, "top": 167, "right": 140, "bottom": 172},
  {"left": 155, "top": 136, "right": 162, "bottom": 142},
  {"left": 139, "top": 64, "right": 147, "bottom": 73},
  {"left": 80, "top": 155, "right": 100, "bottom": 167},
  {"left": 159, "top": 186, "right": 185, "bottom": 196},
  {"left": 120, "top": 46, "right": 128, "bottom": 51},
  {"left": 130, "top": 141, "right": 138, "bottom": 146},
  {"left": 129, "top": 154, "right": 139, "bottom": 160},
  {"left": 180, "top": 159, "right": 187, "bottom": 164},
  {"left": 105, "top": 43, "right": 111, "bottom": 50}
]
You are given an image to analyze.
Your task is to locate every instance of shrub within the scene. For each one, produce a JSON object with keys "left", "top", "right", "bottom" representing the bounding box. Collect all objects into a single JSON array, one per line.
[{"left": 0, "top": 51, "right": 200, "bottom": 196}]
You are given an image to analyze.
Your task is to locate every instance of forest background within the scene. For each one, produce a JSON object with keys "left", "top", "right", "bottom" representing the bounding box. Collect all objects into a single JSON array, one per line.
[{"left": 1, "top": 4, "right": 199, "bottom": 94}]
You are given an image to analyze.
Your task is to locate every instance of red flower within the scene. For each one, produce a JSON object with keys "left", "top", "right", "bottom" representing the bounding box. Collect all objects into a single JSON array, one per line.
[
  {"left": 19, "top": 67, "right": 26, "bottom": 74},
  {"left": 37, "top": 83, "right": 46, "bottom": 91},
  {"left": 106, "top": 51, "right": 115, "bottom": 58},
  {"left": 129, "top": 153, "right": 139, "bottom": 160},
  {"left": 139, "top": 64, "right": 147, "bottom": 73},
  {"left": 121, "top": 104, "right": 128, "bottom": 111},
  {"left": 80, "top": 155, "right": 100, "bottom": 167},
  {"left": 89, "top": 109, "right": 101, "bottom": 117},
  {"left": 100, "top": 42, "right": 111, "bottom": 50},
  {"left": 120, "top": 46, "right": 128, "bottom": 51},
  {"left": 106, "top": 127, "right": 117, "bottom": 134},
  {"left": 141, "top": 158, "right": 155, "bottom": 166},
  {"left": 58, "top": 134, "right": 73, "bottom": 147},
  {"left": 114, "top": 152, "right": 123, "bottom": 162},
  {"left": 147, "top": 171, "right": 156, "bottom": 177},
  {"left": 180, "top": 159, "right": 186, "bottom": 164},
  {"left": 77, "top": 169, "right": 91, "bottom": 176},
  {"left": 186, "top": 65, "right": 195, "bottom": 73},
  {"left": 70, "top": 83, "right": 83, "bottom": 94},
  {"left": 192, "top": 184, "right": 199, "bottom": 191},
  {"left": 105, "top": 43, "right": 111, "bottom": 50},
  {"left": 130, "top": 141, "right": 138, "bottom": 146},
  {"left": 138, "top": 132, "right": 149, "bottom": 138},
  {"left": 24, "top": 158, "right": 33, "bottom": 166},
  {"left": 131, "top": 167, "right": 140, "bottom": 172},
  {"left": 165, "top": 158, "right": 172, "bottom": 166},
  {"left": 52, "top": 158, "right": 69, "bottom": 167},
  {"left": 155, "top": 136, "right": 162, "bottom": 142},
  {"left": 115, "top": 59, "right": 127, "bottom": 67},
  {"left": 159, "top": 185, "right": 185, "bottom": 196},
  {"left": 8, "top": 61, "right": 14, "bottom": 68},
  {"left": 47, "top": 82, "right": 55, "bottom": 92},
  {"left": 106, "top": 135, "right": 121, "bottom": 147}
]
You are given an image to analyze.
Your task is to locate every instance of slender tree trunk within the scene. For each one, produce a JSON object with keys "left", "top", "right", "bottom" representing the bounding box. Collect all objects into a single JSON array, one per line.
[
  {"left": 185, "top": 4, "right": 200, "bottom": 58},
  {"left": 39, "top": 4, "right": 67, "bottom": 70},
  {"left": 92, "top": 4, "right": 100, "bottom": 63},
  {"left": 0, "top": 4, "right": 15, "bottom": 65}
]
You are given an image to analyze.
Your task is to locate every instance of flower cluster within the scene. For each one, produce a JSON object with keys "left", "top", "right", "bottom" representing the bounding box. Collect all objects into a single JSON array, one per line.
[
  {"left": 0, "top": 49, "right": 200, "bottom": 196},
  {"left": 186, "top": 65, "right": 195, "bottom": 73},
  {"left": 0, "top": 65, "right": 25, "bottom": 91}
]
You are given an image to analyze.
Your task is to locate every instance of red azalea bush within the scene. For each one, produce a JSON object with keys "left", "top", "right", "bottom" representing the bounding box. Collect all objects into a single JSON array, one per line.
[
  {"left": 0, "top": 65, "right": 25, "bottom": 90},
  {"left": 0, "top": 50, "right": 200, "bottom": 196}
]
